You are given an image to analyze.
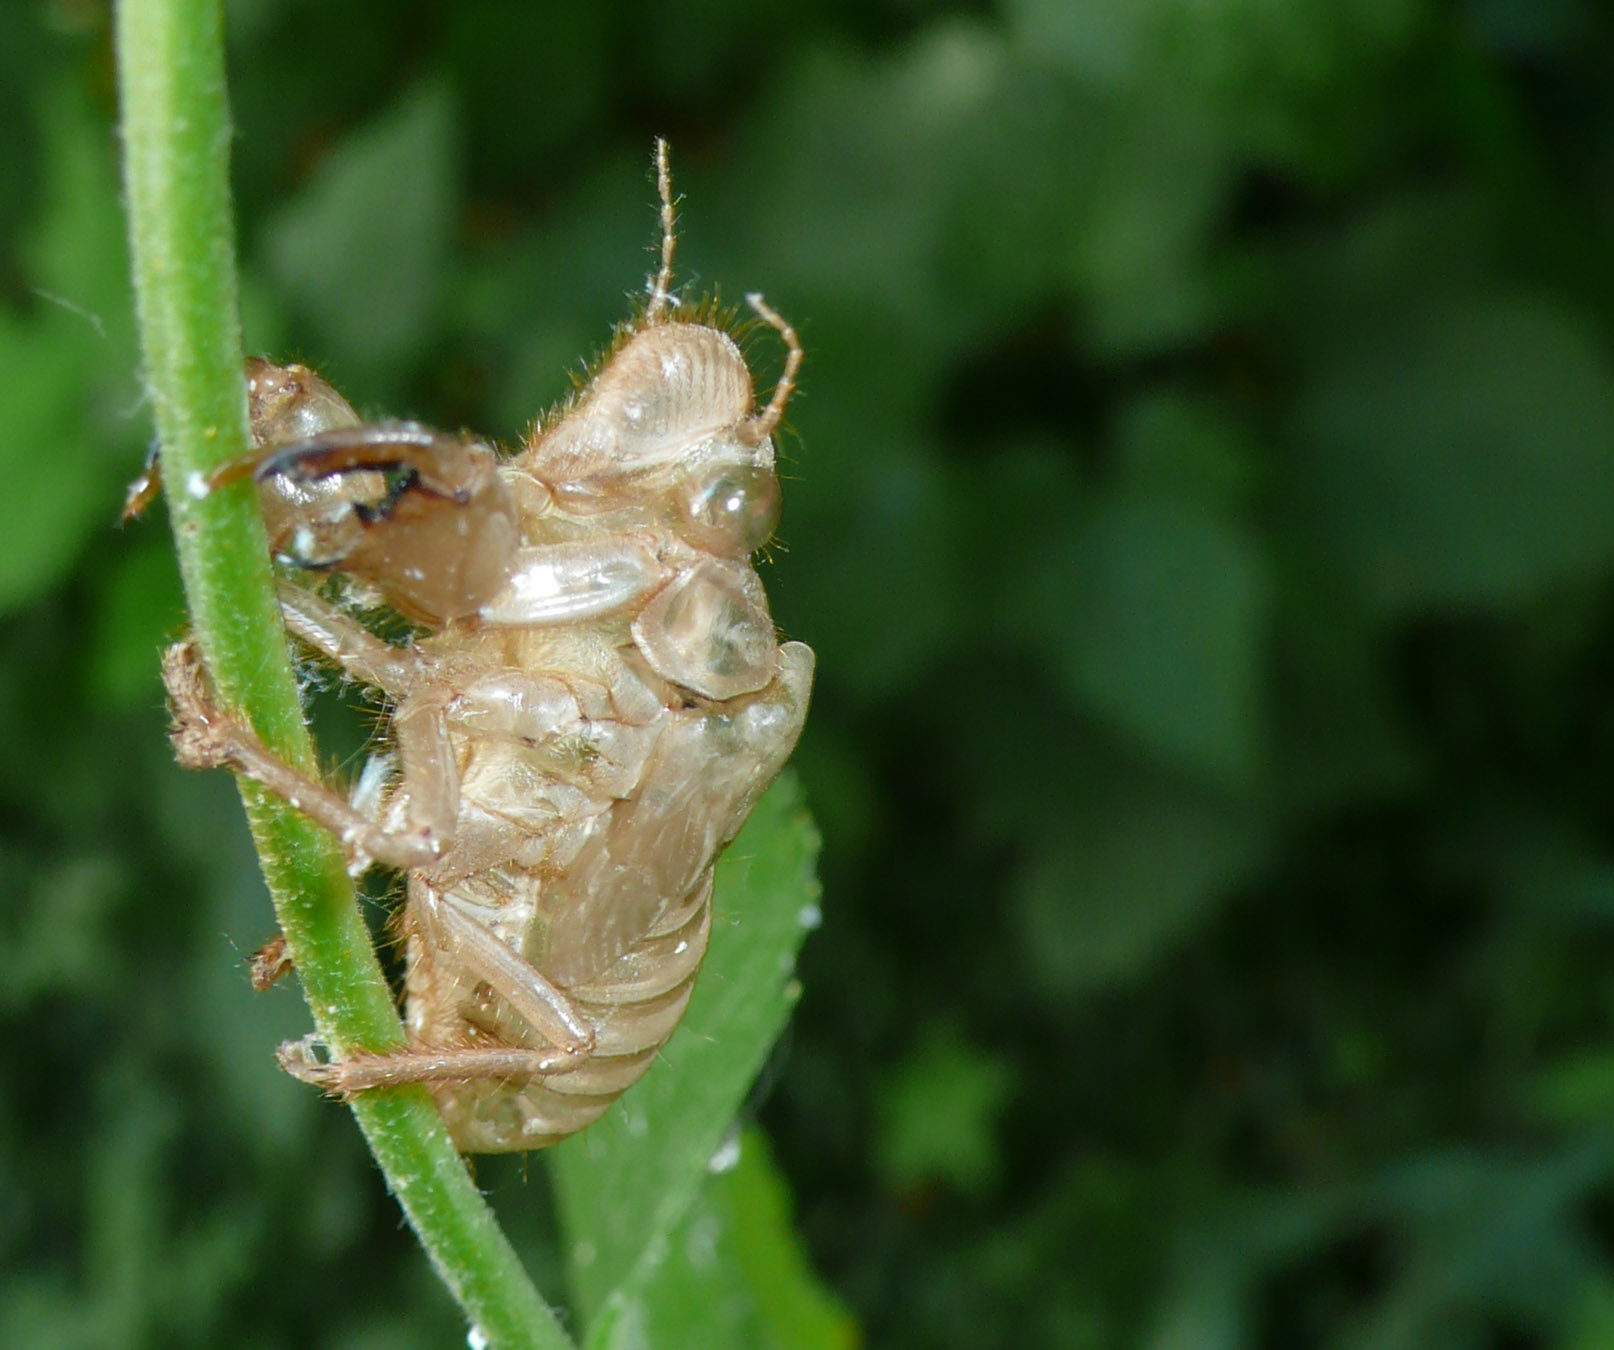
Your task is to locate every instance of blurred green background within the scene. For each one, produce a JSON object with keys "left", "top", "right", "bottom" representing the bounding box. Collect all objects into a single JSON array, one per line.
[{"left": 5, "top": 0, "right": 1614, "bottom": 1345}]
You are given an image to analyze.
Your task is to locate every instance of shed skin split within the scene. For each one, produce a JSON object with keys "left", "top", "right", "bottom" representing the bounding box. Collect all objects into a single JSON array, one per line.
[{"left": 154, "top": 145, "right": 812, "bottom": 1152}]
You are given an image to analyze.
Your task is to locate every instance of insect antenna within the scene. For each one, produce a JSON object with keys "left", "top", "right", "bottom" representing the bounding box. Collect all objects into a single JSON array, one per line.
[
  {"left": 739, "top": 293, "right": 803, "bottom": 444},
  {"left": 644, "top": 138, "right": 678, "bottom": 320}
]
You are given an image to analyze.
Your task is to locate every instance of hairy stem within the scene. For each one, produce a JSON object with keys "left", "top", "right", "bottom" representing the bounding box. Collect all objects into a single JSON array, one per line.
[{"left": 114, "top": 2, "right": 568, "bottom": 1345}]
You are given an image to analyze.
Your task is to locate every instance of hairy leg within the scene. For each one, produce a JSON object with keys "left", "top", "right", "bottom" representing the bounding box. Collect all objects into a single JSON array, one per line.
[
  {"left": 280, "top": 886, "right": 596, "bottom": 1093},
  {"left": 277, "top": 581, "right": 423, "bottom": 697},
  {"left": 162, "top": 641, "right": 440, "bottom": 872}
]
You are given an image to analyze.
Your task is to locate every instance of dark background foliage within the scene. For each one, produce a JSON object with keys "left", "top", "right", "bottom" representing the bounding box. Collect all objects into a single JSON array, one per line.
[{"left": 4, "top": 0, "right": 1614, "bottom": 1345}]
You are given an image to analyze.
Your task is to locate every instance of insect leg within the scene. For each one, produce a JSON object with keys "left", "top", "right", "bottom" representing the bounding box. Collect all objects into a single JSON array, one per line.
[
  {"left": 232, "top": 423, "right": 518, "bottom": 624},
  {"left": 161, "top": 641, "right": 440, "bottom": 872},
  {"left": 427, "top": 890, "right": 595, "bottom": 1055},
  {"left": 277, "top": 1037, "right": 585, "bottom": 1093},
  {"left": 280, "top": 887, "right": 595, "bottom": 1094},
  {"left": 249, "top": 935, "right": 293, "bottom": 992},
  {"left": 391, "top": 698, "right": 459, "bottom": 852},
  {"left": 120, "top": 440, "right": 162, "bottom": 521},
  {"left": 277, "top": 580, "right": 424, "bottom": 698},
  {"left": 207, "top": 421, "right": 490, "bottom": 504}
]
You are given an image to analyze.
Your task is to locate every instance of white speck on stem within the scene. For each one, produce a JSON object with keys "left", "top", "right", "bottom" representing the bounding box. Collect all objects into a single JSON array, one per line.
[
  {"left": 797, "top": 903, "right": 822, "bottom": 931},
  {"left": 467, "top": 1326, "right": 489, "bottom": 1350},
  {"left": 642, "top": 1232, "right": 669, "bottom": 1271},
  {"left": 684, "top": 1213, "right": 721, "bottom": 1270},
  {"left": 707, "top": 1129, "right": 742, "bottom": 1175},
  {"left": 184, "top": 470, "right": 210, "bottom": 499}
]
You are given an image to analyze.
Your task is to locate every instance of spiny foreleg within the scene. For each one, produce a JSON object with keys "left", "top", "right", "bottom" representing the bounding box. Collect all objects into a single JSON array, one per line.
[{"left": 162, "top": 640, "right": 441, "bottom": 873}]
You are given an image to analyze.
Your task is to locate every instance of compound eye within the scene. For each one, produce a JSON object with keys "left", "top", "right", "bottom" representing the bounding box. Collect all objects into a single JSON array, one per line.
[{"left": 674, "top": 463, "right": 782, "bottom": 556}]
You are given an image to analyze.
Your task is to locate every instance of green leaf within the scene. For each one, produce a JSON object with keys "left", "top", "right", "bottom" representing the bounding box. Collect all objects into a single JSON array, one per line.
[
  {"left": 1567, "top": 1279, "right": 1614, "bottom": 1350},
  {"left": 1289, "top": 292, "right": 1614, "bottom": 613},
  {"left": 0, "top": 855, "right": 121, "bottom": 1012},
  {"left": 1269, "top": 580, "right": 1424, "bottom": 819},
  {"left": 1016, "top": 762, "right": 1266, "bottom": 996},
  {"left": 260, "top": 80, "right": 457, "bottom": 387},
  {"left": 0, "top": 78, "right": 140, "bottom": 616},
  {"left": 1037, "top": 494, "right": 1270, "bottom": 782},
  {"left": 1527, "top": 1052, "right": 1614, "bottom": 1130},
  {"left": 88, "top": 537, "right": 186, "bottom": 709},
  {"left": 874, "top": 1027, "right": 1016, "bottom": 1196},
  {"left": 582, "top": 1127, "right": 857, "bottom": 1350},
  {"left": 0, "top": 312, "right": 111, "bottom": 613},
  {"left": 1112, "top": 393, "right": 1258, "bottom": 513},
  {"left": 782, "top": 438, "right": 966, "bottom": 703},
  {"left": 551, "top": 773, "right": 822, "bottom": 1332}
]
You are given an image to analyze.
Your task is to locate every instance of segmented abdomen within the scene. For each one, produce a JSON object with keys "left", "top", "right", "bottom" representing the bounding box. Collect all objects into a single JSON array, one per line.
[{"left": 408, "top": 870, "right": 713, "bottom": 1153}]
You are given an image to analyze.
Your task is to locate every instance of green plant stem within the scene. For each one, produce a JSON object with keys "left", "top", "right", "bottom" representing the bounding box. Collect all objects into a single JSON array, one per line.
[{"left": 114, "top": 2, "right": 569, "bottom": 1345}]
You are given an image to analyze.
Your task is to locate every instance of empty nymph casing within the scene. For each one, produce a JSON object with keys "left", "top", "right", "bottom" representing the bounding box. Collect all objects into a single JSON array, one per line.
[{"left": 158, "top": 148, "right": 810, "bottom": 1151}]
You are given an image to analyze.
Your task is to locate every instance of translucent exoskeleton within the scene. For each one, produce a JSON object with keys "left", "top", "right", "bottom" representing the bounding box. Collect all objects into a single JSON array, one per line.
[{"left": 155, "top": 143, "right": 812, "bottom": 1152}]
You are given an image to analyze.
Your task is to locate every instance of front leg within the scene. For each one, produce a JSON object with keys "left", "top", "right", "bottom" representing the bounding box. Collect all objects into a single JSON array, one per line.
[
  {"left": 210, "top": 421, "right": 519, "bottom": 624},
  {"left": 162, "top": 641, "right": 440, "bottom": 873},
  {"left": 277, "top": 580, "right": 424, "bottom": 698}
]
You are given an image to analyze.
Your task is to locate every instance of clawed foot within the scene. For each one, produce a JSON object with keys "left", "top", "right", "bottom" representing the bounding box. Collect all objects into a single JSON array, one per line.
[
  {"left": 162, "top": 641, "right": 239, "bottom": 771},
  {"left": 249, "top": 934, "right": 294, "bottom": 992}
]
